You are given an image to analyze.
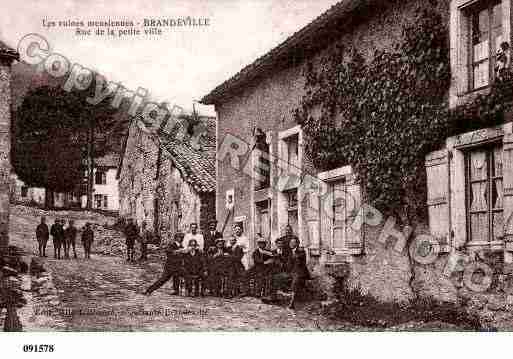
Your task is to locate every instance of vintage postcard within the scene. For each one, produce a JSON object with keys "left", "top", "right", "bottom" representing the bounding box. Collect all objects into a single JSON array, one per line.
[{"left": 1, "top": 0, "right": 513, "bottom": 346}]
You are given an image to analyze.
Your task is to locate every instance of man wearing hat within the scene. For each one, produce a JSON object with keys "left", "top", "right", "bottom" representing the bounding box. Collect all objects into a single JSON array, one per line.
[
  {"left": 81, "top": 222, "right": 94, "bottom": 259},
  {"left": 50, "top": 218, "right": 65, "bottom": 259},
  {"left": 124, "top": 218, "right": 139, "bottom": 262},
  {"left": 183, "top": 238, "right": 206, "bottom": 296},
  {"left": 248, "top": 235, "right": 274, "bottom": 297},
  {"left": 35, "top": 216, "right": 49, "bottom": 257},
  {"left": 209, "top": 237, "right": 229, "bottom": 296},
  {"left": 145, "top": 232, "right": 186, "bottom": 295},
  {"left": 203, "top": 219, "right": 222, "bottom": 256}
]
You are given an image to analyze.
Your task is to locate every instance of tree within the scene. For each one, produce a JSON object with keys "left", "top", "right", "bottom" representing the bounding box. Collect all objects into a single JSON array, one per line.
[{"left": 12, "top": 84, "right": 120, "bottom": 208}]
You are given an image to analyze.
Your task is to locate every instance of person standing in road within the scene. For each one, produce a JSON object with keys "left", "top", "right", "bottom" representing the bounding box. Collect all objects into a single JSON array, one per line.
[
  {"left": 35, "top": 216, "right": 49, "bottom": 257},
  {"left": 124, "top": 218, "right": 139, "bottom": 262},
  {"left": 81, "top": 222, "right": 94, "bottom": 259},
  {"left": 226, "top": 235, "right": 245, "bottom": 297},
  {"left": 50, "top": 218, "right": 64, "bottom": 259},
  {"left": 139, "top": 221, "right": 152, "bottom": 261},
  {"left": 64, "top": 220, "right": 78, "bottom": 259}
]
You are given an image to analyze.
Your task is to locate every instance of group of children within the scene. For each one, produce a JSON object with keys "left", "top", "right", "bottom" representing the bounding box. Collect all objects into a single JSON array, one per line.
[
  {"left": 144, "top": 221, "right": 311, "bottom": 309},
  {"left": 35, "top": 216, "right": 94, "bottom": 259}
]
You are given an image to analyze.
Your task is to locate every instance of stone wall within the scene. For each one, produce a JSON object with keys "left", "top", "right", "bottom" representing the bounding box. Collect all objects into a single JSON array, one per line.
[
  {"left": 215, "top": 0, "right": 451, "bottom": 300},
  {"left": 0, "top": 59, "right": 13, "bottom": 254},
  {"left": 118, "top": 121, "right": 213, "bottom": 242}
]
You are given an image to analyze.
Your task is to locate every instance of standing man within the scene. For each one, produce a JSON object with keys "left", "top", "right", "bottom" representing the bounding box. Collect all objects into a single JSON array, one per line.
[
  {"left": 50, "top": 219, "right": 64, "bottom": 259},
  {"left": 226, "top": 235, "right": 245, "bottom": 297},
  {"left": 139, "top": 221, "right": 152, "bottom": 261},
  {"left": 81, "top": 222, "right": 94, "bottom": 259},
  {"left": 35, "top": 216, "right": 49, "bottom": 257},
  {"left": 232, "top": 224, "right": 249, "bottom": 269},
  {"left": 184, "top": 223, "right": 204, "bottom": 253},
  {"left": 124, "top": 218, "right": 139, "bottom": 262},
  {"left": 203, "top": 219, "right": 222, "bottom": 255},
  {"left": 145, "top": 232, "right": 186, "bottom": 295},
  {"left": 64, "top": 220, "right": 78, "bottom": 259}
]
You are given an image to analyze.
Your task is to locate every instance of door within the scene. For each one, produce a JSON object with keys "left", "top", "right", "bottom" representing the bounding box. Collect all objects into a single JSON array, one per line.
[{"left": 256, "top": 200, "right": 271, "bottom": 241}]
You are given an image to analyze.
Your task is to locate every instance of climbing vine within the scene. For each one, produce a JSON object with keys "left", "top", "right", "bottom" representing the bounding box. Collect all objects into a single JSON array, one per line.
[{"left": 294, "top": 7, "right": 513, "bottom": 223}]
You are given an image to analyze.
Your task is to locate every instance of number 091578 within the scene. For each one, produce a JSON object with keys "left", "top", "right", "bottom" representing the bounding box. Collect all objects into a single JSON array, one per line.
[{"left": 22, "top": 344, "right": 55, "bottom": 352}]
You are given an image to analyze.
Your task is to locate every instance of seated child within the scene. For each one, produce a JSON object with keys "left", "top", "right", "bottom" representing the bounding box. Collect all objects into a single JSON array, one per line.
[{"left": 183, "top": 239, "right": 206, "bottom": 296}]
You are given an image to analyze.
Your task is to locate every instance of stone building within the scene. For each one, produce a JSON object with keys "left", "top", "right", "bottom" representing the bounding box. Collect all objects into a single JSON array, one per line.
[
  {"left": 80, "top": 153, "right": 120, "bottom": 211},
  {"left": 11, "top": 152, "right": 120, "bottom": 211},
  {"left": 0, "top": 40, "right": 18, "bottom": 254},
  {"left": 10, "top": 173, "right": 45, "bottom": 205},
  {"left": 117, "top": 114, "right": 216, "bottom": 240},
  {"left": 202, "top": 0, "right": 513, "bottom": 312}
]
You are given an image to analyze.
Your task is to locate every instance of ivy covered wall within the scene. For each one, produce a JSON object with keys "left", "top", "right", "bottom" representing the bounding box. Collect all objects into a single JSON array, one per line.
[{"left": 294, "top": 2, "right": 513, "bottom": 225}]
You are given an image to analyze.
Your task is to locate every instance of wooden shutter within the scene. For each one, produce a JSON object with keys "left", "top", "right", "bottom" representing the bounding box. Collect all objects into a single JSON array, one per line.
[
  {"left": 345, "top": 175, "right": 363, "bottom": 254},
  {"left": 425, "top": 149, "right": 452, "bottom": 250},
  {"left": 503, "top": 134, "right": 513, "bottom": 250}
]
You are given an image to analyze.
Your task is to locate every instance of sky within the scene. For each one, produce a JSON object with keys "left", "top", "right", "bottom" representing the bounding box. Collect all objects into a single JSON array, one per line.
[{"left": 1, "top": 0, "right": 340, "bottom": 115}]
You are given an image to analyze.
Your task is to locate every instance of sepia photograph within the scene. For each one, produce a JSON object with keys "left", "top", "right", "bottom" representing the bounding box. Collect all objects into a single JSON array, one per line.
[{"left": 1, "top": 0, "right": 513, "bottom": 353}]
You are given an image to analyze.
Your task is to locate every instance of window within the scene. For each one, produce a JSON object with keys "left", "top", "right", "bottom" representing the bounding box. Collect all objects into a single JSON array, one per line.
[
  {"left": 95, "top": 170, "right": 107, "bottom": 185},
  {"left": 465, "top": 144, "right": 503, "bottom": 243},
  {"left": 318, "top": 166, "right": 363, "bottom": 255},
  {"left": 254, "top": 129, "right": 270, "bottom": 190},
  {"left": 256, "top": 200, "right": 271, "bottom": 241},
  {"left": 94, "top": 194, "right": 102, "bottom": 208},
  {"left": 468, "top": 1, "right": 503, "bottom": 89},
  {"left": 285, "top": 134, "right": 299, "bottom": 173},
  {"left": 286, "top": 189, "right": 298, "bottom": 235},
  {"left": 103, "top": 195, "right": 108, "bottom": 209},
  {"left": 331, "top": 179, "right": 346, "bottom": 250},
  {"left": 21, "top": 186, "right": 28, "bottom": 198}
]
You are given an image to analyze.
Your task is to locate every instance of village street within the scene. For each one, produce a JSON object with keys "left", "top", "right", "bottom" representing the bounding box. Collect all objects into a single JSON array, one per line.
[{"left": 6, "top": 205, "right": 343, "bottom": 331}]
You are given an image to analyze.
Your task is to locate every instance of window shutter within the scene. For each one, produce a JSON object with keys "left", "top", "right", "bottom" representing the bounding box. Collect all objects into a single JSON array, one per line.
[
  {"left": 320, "top": 187, "right": 333, "bottom": 252},
  {"left": 503, "top": 134, "right": 513, "bottom": 250},
  {"left": 425, "top": 149, "right": 452, "bottom": 250},
  {"left": 345, "top": 175, "right": 363, "bottom": 254}
]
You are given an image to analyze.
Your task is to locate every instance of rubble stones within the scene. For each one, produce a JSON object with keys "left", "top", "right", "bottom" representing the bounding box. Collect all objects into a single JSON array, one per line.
[{"left": 30, "top": 257, "right": 45, "bottom": 275}]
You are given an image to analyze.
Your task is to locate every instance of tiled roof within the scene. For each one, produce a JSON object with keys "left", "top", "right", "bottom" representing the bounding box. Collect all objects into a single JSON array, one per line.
[
  {"left": 162, "top": 136, "right": 216, "bottom": 193},
  {"left": 201, "top": 0, "right": 372, "bottom": 104},
  {"left": 0, "top": 40, "right": 19, "bottom": 60},
  {"left": 95, "top": 153, "right": 120, "bottom": 168}
]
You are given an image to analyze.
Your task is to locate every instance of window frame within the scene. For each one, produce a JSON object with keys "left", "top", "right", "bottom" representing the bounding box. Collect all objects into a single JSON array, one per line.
[
  {"left": 464, "top": 142, "right": 504, "bottom": 244},
  {"left": 465, "top": 0, "right": 504, "bottom": 91},
  {"left": 329, "top": 177, "right": 347, "bottom": 252},
  {"left": 318, "top": 165, "right": 362, "bottom": 255},
  {"left": 94, "top": 194, "right": 102, "bottom": 209},
  {"left": 95, "top": 169, "right": 107, "bottom": 185}
]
